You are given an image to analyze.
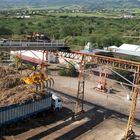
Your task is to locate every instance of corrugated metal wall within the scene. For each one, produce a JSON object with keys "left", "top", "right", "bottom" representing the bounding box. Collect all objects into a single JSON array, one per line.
[{"left": 0, "top": 95, "right": 52, "bottom": 126}]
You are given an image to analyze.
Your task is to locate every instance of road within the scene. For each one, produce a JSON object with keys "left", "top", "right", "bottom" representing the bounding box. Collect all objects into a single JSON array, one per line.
[{"left": 52, "top": 75, "right": 140, "bottom": 119}]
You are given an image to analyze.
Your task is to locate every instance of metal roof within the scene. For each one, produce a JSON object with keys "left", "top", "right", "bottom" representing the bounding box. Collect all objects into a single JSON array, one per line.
[
  {"left": 108, "top": 46, "right": 118, "bottom": 49},
  {"left": 116, "top": 44, "right": 140, "bottom": 57},
  {"left": 136, "top": 47, "right": 140, "bottom": 52},
  {"left": 116, "top": 49, "right": 140, "bottom": 57},
  {"left": 118, "top": 44, "right": 140, "bottom": 51}
]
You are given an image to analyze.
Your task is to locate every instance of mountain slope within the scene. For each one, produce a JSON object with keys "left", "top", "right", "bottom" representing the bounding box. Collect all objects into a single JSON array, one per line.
[{"left": 1, "top": 0, "right": 140, "bottom": 9}]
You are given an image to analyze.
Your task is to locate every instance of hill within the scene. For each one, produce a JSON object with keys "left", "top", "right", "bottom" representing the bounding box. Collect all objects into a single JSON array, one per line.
[{"left": 1, "top": 0, "right": 140, "bottom": 10}]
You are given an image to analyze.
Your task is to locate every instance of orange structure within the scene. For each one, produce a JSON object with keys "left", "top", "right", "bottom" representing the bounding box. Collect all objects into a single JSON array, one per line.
[
  {"left": 58, "top": 50, "right": 140, "bottom": 139},
  {"left": 1, "top": 43, "right": 140, "bottom": 139}
]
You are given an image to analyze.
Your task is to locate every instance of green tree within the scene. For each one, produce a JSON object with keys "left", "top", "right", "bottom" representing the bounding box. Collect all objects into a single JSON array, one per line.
[
  {"left": 61, "top": 25, "right": 82, "bottom": 37},
  {"left": 28, "top": 21, "right": 33, "bottom": 25},
  {"left": 20, "top": 23, "right": 26, "bottom": 27},
  {"left": 101, "top": 35, "right": 122, "bottom": 47},
  {"left": 0, "top": 27, "right": 13, "bottom": 37},
  {"left": 38, "top": 22, "right": 42, "bottom": 27}
]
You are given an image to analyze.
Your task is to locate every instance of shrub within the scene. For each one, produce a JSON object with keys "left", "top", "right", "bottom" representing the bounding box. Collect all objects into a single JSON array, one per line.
[
  {"left": 0, "top": 27, "right": 13, "bottom": 36},
  {"left": 59, "top": 65, "right": 79, "bottom": 77}
]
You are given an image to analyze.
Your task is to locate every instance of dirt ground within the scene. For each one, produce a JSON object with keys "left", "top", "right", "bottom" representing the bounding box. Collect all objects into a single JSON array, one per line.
[
  {"left": 1, "top": 99, "right": 140, "bottom": 140},
  {"left": 0, "top": 75, "right": 140, "bottom": 140},
  {"left": 76, "top": 118, "right": 140, "bottom": 140},
  {"left": 53, "top": 75, "right": 140, "bottom": 119}
]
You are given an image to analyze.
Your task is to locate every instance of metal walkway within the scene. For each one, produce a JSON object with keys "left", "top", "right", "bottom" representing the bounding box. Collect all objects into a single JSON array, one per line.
[{"left": 0, "top": 41, "right": 69, "bottom": 51}]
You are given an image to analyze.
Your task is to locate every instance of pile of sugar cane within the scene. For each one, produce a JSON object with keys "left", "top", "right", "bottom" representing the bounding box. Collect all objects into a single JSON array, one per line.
[{"left": 0, "top": 66, "right": 48, "bottom": 107}]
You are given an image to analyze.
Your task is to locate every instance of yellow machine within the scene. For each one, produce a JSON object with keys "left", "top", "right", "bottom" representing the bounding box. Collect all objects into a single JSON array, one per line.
[{"left": 21, "top": 64, "right": 54, "bottom": 91}]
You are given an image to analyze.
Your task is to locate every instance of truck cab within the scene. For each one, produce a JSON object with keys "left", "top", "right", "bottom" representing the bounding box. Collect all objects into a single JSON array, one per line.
[{"left": 51, "top": 94, "right": 62, "bottom": 111}]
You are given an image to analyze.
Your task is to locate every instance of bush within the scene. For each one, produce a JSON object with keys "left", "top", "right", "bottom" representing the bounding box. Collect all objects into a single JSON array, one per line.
[
  {"left": 28, "top": 21, "right": 33, "bottom": 25},
  {"left": 20, "top": 23, "right": 26, "bottom": 27},
  {"left": 59, "top": 65, "right": 79, "bottom": 77},
  {"left": 59, "top": 68, "right": 68, "bottom": 76},
  {"left": 0, "top": 27, "right": 13, "bottom": 36}
]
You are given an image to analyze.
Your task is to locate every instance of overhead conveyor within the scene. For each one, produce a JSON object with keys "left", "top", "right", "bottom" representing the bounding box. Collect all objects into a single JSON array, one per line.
[{"left": 0, "top": 41, "right": 70, "bottom": 51}]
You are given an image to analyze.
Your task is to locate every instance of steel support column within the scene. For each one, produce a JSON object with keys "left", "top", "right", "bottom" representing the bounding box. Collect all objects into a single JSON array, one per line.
[
  {"left": 123, "top": 66, "right": 140, "bottom": 139},
  {"left": 75, "top": 55, "right": 85, "bottom": 115}
]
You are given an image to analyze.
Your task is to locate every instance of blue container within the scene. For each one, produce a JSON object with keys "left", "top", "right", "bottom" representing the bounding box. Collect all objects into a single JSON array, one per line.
[{"left": 0, "top": 94, "right": 52, "bottom": 126}]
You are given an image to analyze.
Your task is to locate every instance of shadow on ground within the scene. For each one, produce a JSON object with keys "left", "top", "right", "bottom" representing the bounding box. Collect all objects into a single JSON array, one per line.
[
  {"left": 27, "top": 106, "right": 107, "bottom": 140},
  {"left": 1, "top": 88, "right": 140, "bottom": 140},
  {"left": 0, "top": 107, "right": 73, "bottom": 137}
]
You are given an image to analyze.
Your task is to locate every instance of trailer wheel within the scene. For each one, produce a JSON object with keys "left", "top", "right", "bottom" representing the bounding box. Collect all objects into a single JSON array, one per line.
[{"left": 55, "top": 108, "right": 59, "bottom": 112}]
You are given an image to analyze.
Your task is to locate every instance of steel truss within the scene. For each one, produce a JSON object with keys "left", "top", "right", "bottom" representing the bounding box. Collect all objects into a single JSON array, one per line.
[{"left": 58, "top": 51, "right": 140, "bottom": 139}]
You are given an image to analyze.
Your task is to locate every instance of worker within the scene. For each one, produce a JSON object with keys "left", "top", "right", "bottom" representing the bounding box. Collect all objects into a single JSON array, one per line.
[
  {"left": 127, "top": 92, "right": 131, "bottom": 101},
  {"left": 97, "top": 82, "right": 102, "bottom": 89},
  {"left": 108, "top": 86, "right": 113, "bottom": 93}
]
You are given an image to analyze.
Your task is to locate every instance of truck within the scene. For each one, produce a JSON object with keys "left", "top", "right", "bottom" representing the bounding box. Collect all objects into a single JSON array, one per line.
[
  {"left": 0, "top": 39, "right": 8, "bottom": 46},
  {"left": 0, "top": 92, "right": 62, "bottom": 126},
  {"left": 26, "top": 32, "right": 51, "bottom": 42}
]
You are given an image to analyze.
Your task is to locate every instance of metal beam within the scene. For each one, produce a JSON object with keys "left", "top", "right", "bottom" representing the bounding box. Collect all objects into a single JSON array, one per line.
[
  {"left": 58, "top": 51, "right": 140, "bottom": 72},
  {"left": 123, "top": 66, "right": 140, "bottom": 139}
]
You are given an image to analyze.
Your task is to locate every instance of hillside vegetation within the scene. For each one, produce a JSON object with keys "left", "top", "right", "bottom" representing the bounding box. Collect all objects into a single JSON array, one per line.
[
  {"left": 1, "top": 12, "right": 140, "bottom": 50},
  {"left": 1, "top": 0, "right": 140, "bottom": 10}
]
